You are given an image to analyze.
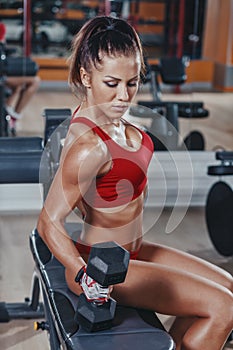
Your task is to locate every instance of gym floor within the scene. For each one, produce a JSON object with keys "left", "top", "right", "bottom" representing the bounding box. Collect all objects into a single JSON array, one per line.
[{"left": 0, "top": 84, "right": 233, "bottom": 349}]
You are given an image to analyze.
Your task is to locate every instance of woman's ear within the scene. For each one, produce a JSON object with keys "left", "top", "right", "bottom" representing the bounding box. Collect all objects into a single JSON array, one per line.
[{"left": 80, "top": 67, "right": 91, "bottom": 88}]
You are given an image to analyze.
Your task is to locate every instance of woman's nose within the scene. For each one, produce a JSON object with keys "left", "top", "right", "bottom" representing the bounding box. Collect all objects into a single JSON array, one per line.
[{"left": 117, "top": 85, "right": 129, "bottom": 101}]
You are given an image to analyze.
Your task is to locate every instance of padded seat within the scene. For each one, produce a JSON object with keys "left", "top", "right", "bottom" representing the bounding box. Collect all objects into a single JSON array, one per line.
[
  {"left": 0, "top": 137, "right": 49, "bottom": 184},
  {"left": 159, "top": 57, "right": 187, "bottom": 85}
]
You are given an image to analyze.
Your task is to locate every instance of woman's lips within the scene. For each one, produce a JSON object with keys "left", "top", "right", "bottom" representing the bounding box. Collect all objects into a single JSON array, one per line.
[{"left": 112, "top": 105, "right": 128, "bottom": 112}]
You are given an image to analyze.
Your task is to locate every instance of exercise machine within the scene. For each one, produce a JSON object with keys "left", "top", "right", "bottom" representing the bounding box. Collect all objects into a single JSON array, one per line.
[
  {"left": 206, "top": 151, "right": 233, "bottom": 257},
  {"left": 0, "top": 109, "right": 175, "bottom": 349},
  {"left": 130, "top": 56, "right": 209, "bottom": 151}
]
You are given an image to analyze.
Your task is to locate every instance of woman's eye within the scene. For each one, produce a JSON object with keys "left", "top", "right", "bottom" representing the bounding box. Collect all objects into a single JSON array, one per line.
[
  {"left": 128, "top": 81, "right": 138, "bottom": 87},
  {"left": 105, "top": 82, "right": 118, "bottom": 87},
  {"left": 104, "top": 80, "right": 139, "bottom": 88}
]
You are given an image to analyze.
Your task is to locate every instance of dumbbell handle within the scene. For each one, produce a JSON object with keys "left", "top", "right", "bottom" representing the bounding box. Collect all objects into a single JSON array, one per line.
[{"left": 79, "top": 267, "right": 111, "bottom": 304}]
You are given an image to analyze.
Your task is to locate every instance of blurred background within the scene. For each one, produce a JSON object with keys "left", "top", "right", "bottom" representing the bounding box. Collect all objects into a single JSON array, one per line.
[
  {"left": 0, "top": 3, "right": 233, "bottom": 348},
  {"left": 1, "top": 0, "right": 232, "bottom": 151},
  {"left": 1, "top": 0, "right": 207, "bottom": 59}
]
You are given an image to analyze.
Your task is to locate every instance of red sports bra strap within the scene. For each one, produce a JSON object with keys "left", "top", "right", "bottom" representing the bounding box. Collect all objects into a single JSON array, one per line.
[{"left": 70, "top": 117, "right": 111, "bottom": 141}]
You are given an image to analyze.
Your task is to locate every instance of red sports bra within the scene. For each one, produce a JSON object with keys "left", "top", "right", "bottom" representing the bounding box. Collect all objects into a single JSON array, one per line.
[{"left": 70, "top": 115, "right": 154, "bottom": 208}]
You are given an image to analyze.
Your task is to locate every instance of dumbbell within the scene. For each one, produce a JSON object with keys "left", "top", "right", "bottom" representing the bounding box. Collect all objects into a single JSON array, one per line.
[{"left": 75, "top": 241, "right": 130, "bottom": 332}]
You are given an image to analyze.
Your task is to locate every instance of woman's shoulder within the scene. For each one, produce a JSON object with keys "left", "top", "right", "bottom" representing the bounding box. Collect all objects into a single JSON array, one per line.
[
  {"left": 62, "top": 119, "right": 108, "bottom": 162},
  {"left": 70, "top": 117, "right": 96, "bottom": 138}
]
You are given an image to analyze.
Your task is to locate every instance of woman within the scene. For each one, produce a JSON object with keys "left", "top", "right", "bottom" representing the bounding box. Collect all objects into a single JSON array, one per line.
[
  {"left": 37, "top": 16, "right": 233, "bottom": 350},
  {"left": 5, "top": 75, "right": 40, "bottom": 120}
]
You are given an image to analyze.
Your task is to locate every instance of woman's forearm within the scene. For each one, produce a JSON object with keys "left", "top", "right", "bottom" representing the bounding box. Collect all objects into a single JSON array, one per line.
[{"left": 37, "top": 209, "right": 85, "bottom": 276}]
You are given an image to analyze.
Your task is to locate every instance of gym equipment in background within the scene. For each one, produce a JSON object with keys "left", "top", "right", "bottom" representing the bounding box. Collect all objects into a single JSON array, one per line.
[
  {"left": 0, "top": 42, "right": 39, "bottom": 137},
  {"left": 130, "top": 56, "right": 209, "bottom": 151},
  {"left": 0, "top": 136, "right": 46, "bottom": 183},
  {"left": 206, "top": 151, "right": 233, "bottom": 257},
  {"left": 0, "top": 136, "right": 46, "bottom": 322},
  {"left": 4, "top": 57, "right": 38, "bottom": 77},
  {"left": 42, "top": 108, "right": 72, "bottom": 198},
  {"left": 0, "top": 109, "right": 175, "bottom": 350}
]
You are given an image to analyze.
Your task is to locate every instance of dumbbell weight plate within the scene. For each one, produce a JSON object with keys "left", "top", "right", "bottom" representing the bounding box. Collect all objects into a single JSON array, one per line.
[
  {"left": 206, "top": 181, "right": 233, "bottom": 256},
  {"left": 86, "top": 241, "right": 130, "bottom": 287},
  {"left": 75, "top": 292, "right": 116, "bottom": 332}
]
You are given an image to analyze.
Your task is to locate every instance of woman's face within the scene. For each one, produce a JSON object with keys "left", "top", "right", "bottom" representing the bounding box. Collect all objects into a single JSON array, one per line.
[{"left": 81, "top": 52, "right": 141, "bottom": 121}]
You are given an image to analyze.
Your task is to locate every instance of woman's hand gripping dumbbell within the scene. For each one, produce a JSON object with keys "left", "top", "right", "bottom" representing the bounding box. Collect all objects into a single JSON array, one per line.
[
  {"left": 74, "top": 241, "right": 130, "bottom": 332},
  {"left": 78, "top": 265, "right": 112, "bottom": 304}
]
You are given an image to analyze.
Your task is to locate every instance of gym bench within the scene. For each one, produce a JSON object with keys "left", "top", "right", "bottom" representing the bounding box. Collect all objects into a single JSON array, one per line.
[{"left": 30, "top": 226, "right": 175, "bottom": 349}]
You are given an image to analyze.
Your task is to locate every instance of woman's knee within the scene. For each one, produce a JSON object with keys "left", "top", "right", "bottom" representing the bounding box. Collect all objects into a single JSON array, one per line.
[
  {"left": 27, "top": 75, "right": 40, "bottom": 91},
  {"left": 182, "top": 292, "right": 232, "bottom": 350},
  {"left": 211, "top": 290, "right": 233, "bottom": 332},
  {"left": 34, "top": 75, "right": 41, "bottom": 89}
]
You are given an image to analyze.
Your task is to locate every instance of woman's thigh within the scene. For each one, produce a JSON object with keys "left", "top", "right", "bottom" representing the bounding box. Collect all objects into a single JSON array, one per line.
[
  {"left": 137, "top": 240, "right": 232, "bottom": 291},
  {"left": 112, "top": 258, "right": 232, "bottom": 318},
  {"left": 6, "top": 76, "right": 35, "bottom": 87}
]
